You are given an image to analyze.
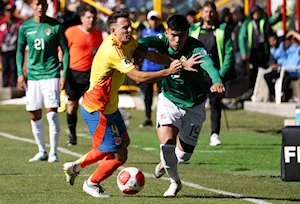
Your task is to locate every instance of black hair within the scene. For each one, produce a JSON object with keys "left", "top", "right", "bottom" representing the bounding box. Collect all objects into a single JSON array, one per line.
[
  {"left": 167, "top": 15, "right": 189, "bottom": 31},
  {"left": 107, "top": 10, "right": 129, "bottom": 28},
  {"left": 186, "top": 10, "right": 197, "bottom": 17},
  {"left": 77, "top": 4, "right": 97, "bottom": 16},
  {"left": 203, "top": 1, "right": 217, "bottom": 12},
  {"left": 268, "top": 32, "right": 277, "bottom": 39}
]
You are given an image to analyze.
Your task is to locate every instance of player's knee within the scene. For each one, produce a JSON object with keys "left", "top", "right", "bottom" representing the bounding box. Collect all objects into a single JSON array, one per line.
[
  {"left": 160, "top": 144, "right": 177, "bottom": 166},
  {"left": 122, "top": 132, "right": 130, "bottom": 147},
  {"left": 116, "top": 147, "right": 128, "bottom": 163},
  {"left": 175, "top": 147, "right": 192, "bottom": 163}
]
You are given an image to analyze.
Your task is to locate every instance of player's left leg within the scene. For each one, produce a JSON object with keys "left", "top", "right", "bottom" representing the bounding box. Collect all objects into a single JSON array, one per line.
[{"left": 43, "top": 78, "right": 61, "bottom": 162}]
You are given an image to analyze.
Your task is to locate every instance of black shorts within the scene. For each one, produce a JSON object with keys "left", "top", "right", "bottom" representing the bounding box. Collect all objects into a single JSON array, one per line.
[{"left": 66, "top": 69, "right": 90, "bottom": 101}]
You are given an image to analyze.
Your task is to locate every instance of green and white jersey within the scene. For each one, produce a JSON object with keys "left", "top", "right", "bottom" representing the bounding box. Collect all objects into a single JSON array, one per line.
[
  {"left": 17, "top": 17, "right": 68, "bottom": 80},
  {"left": 138, "top": 34, "right": 222, "bottom": 108}
]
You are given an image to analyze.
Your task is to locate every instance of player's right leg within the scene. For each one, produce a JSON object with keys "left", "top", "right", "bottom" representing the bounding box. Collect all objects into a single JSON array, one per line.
[
  {"left": 156, "top": 93, "right": 182, "bottom": 197},
  {"left": 27, "top": 80, "right": 48, "bottom": 162}
]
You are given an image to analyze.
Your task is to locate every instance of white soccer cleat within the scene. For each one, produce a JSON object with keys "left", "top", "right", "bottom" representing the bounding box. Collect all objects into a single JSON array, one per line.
[
  {"left": 82, "top": 180, "right": 110, "bottom": 198},
  {"left": 210, "top": 133, "right": 221, "bottom": 146},
  {"left": 163, "top": 181, "right": 182, "bottom": 197},
  {"left": 155, "top": 162, "right": 165, "bottom": 178},
  {"left": 63, "top": 162, "right": 80, "bottom": 186},
  {"left": 48, "top": 153, "right": 59, "bottom": 163},
  {"left": 28, "top": 152, "right": 48, "bottom": 162}
]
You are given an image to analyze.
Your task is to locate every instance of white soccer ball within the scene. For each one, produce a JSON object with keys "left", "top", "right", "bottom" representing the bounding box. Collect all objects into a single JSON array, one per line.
[{"left": 117, "top": 167, "right": 145, "bottom": 194}]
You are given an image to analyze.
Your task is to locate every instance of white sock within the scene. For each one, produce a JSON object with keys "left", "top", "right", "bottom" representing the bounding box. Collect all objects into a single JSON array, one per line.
[
  {"left": 175, "top": 147, "right": 192, "bottom": 164},
  {"left": 87, "top": 176, "right": 97, "bottom": 186},
  {"left": 46, "top": 112, "right": 60, "bottom": 155},
  {"left": 31, "top": 119, "right": 46, "bottom": 153},
  {"left": 160, "top": 144, "right": 180, "bottom": 183}
]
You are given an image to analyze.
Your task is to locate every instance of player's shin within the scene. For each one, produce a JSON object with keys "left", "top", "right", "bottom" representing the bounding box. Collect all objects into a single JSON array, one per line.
[
  {"left": 46, "top": 111, "right": 60, "bottom": 155},
  {"left": 31, "top": 119, "right": 46, "bottom": 152},
  {"left": 160, "top": 144, "right": 180, "bottom": 182}
]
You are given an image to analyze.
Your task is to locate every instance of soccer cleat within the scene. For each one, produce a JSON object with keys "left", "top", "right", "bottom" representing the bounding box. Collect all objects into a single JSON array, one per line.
[
  {"left": 163, "top": 181, "right": 182, "bottom": 197},
  {"left": 28, "top": 152, "right": 48, "bottom": 162},
  {"left": 66, "top": 134, "right": 77, "bottom": 146},
  {"left": 155, "top": 162, "right": 165, "bottom": 178},
  {"left": 82, "top": 180, "right": 110, "bottom": 198},
  {"left": 139, "top": 119, "right": 153, "bottom": 128},
  {"left": 63, "top": 162, "right": 80, "bottom": 186},
  {"left": 48, "top": 153, "right": 59, "bottom": 163},
  {"left": 210, "top": 133, "right": 221, "bottom": 146}
]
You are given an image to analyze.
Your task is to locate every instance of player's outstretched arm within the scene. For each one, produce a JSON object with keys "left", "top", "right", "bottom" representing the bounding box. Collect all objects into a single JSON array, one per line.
[{"left": 127, "top": 60, "right": 182, "bottom": 84}]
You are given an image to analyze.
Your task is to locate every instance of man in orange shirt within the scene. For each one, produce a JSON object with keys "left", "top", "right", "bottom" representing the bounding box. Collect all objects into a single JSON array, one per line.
[{"left": 65, "top": 4, "right": 103, "bottom": 146}]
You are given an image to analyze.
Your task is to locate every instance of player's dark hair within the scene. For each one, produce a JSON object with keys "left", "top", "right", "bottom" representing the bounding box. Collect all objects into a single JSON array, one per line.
[
  {"left": 107, "top": 10, "right": 129, "bottom": 28},
  {"left": 203, "top": 1, "right": 217, "bottom": 12},
  {"left": 78, "top": 4, "right": 97, "bottom": 16},
  {"left": 167, "top": 15, "right": 189, "bottom": 31},
  {"left": 186, "top": 10, "right": 197, "bottom": 17}
]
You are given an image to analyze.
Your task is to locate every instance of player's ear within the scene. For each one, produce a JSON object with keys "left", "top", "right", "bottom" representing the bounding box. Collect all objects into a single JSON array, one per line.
[{"left": 110, "top": 26, "right": 116, "bottom": 35}]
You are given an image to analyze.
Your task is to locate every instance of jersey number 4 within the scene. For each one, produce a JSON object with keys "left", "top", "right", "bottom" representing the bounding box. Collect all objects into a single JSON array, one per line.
[{"left": 34, "top": 38, "right": 45, "bottom": 50}]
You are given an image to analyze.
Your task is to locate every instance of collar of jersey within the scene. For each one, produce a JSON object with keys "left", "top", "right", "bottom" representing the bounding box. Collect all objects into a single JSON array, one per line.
[{"left": 110, "top": 34, "right": 122, "bottom": 48}]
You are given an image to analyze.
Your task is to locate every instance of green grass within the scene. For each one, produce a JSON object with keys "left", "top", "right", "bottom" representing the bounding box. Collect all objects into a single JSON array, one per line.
[{"left": 1, "top": 105, "right": 300, "bottom": 204}]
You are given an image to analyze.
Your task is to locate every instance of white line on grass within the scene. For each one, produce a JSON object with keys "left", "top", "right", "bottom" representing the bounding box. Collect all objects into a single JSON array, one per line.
[{"left": 0, "top": 131, "right": 271, "bottom": 204}]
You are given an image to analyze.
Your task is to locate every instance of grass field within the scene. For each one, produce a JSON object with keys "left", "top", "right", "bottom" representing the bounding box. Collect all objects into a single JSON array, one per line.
[{"left": 1, "top": 104, "right": 300, "bottom": 204}]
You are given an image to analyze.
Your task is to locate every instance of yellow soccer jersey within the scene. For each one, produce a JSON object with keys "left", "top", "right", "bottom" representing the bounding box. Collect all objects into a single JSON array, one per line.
[{"left": 82, "top": 34, "right": 138, "bottom": 114}]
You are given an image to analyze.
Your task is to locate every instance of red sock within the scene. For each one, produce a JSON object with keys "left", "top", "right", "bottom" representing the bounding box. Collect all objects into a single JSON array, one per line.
[
  {"left": 90, "top": 153, "right": 124, "bottom": 183},
  {"left": 79, "top": 149, "right": 108, "bottom": 168}
]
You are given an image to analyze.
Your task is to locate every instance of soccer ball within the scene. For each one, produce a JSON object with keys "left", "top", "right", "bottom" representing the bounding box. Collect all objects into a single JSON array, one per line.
[{"left": 117, "top": 167, "right": 145, "bottom": 194}]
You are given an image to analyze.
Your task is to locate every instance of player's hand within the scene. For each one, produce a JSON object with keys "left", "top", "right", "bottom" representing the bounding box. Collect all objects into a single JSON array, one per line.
[
  {"left": 210, "top": 83, "right": 225, "bottom": 93},
  {"left": 182, "top": 54, "right": 204, "bottom": 72},
  {"left": 168, "top": 60, "right": 183, "bottom": 75},
  {"left": 17, "top": 75, "right": 26, "bottom": 90},
  {"left": 59, "top": 78, "right": 66, "bottom": 91}
]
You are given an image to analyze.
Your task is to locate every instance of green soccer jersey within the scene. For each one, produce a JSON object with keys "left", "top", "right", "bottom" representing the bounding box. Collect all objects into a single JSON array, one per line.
[
  {"left": 138, "top": 34, "right": 222, "bottom": 108},
  {"left": 17, "top": 17, "right": 69, "bottom": 80}
]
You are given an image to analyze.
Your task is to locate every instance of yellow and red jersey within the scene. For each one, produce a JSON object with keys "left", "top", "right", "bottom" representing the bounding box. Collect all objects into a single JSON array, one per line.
[
  {"left": 65, "top": 25, "right": 103, "bottom": 71},
  {"left": 82, "top": 34, "right": 138, "bottom": 114}
]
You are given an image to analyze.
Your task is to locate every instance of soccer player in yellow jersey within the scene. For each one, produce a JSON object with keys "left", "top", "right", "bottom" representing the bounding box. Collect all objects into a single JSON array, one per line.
[{"left": 62, "top": 10, "right": 198, "bottom": 198}]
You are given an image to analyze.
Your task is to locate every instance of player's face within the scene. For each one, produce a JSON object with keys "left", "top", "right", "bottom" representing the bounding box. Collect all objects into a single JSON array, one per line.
[
  {"left": 31, "top": 0, "right": 48, "bottom": 17},
  {"left": 81, "top": 11, "right": 96, "bottom": 31},
  {"left": 111, "top": 17, "right": 132, "bottom": 44},
  {"left": 202, "top": 6, "right": 217, "bottom": 23},
  {"left": 165, "top": 29, "right": 188, "bottom": 51}
]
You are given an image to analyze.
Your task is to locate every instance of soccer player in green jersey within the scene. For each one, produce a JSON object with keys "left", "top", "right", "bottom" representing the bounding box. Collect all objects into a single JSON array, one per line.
[
  {"left": 137, "top": 15, "right": 225, "bottom": 197},
  {"left": 16, "top": 0, "right": 69, "bottom": 163}
]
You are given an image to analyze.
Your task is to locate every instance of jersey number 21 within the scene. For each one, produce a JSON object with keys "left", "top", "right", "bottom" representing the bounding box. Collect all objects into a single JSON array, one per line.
[{"left": 34, "top": 38, "right": 45, "bottom": 50}]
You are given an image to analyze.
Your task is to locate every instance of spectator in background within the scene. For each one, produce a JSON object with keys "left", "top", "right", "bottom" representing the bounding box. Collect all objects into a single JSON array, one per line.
[
  {"left": 139, "top": 10, "right": 164, "bottom": 127},
  {"left": 185, "top": 10, "right": 198, "bottom": 25},
  {"left": 189, "top": 1, "right": 233, "bottom": 146},
  {"left": 0, "top": 0, "right": 10, "bottom": 17},
  {"left": 264, "top": 33, "right": 287, "bottom": 102},
  {"left": 0, "top": 4, "right": 22, "bottom": 87},
  {"left": 239, "top": 5, "right": 273, "bottom": 90},
  {"left": 231, "top": 6, "right": 245, "bottom": 75},
  {"left": 64, "top": 4, "right": 103, "bottom": 146},
  {"left": 14, "top": 0, "right": 33, "bottom": 20},
  {"left": 135, "top": 8, "right": 148, "bottom": 39},
  {"left": 264, "top": 34, "right": 300, "bottom": 102}
]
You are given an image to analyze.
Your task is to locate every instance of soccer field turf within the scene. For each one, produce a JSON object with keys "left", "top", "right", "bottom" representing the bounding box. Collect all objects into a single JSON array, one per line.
[{"left": 1, "top": 105, "right": 300, "bottom": 204}]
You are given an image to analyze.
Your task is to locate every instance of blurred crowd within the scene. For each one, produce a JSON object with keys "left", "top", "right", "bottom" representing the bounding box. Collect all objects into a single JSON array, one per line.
[{"left": 0, "top": 0, "right": 300, "bottom": 105}]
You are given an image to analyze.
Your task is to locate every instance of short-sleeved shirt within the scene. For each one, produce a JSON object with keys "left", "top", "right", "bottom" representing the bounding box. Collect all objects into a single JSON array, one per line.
[
  {"left": 66, "top": 25, "right": 103, "bottom": 71},
  {"left": 81, "top": 34, "right": 137, "bottom": 114},
  {"left": 17, "top": 17, "right": 68, "bottom": 80},
  {"left": 138, "top": 34, "right": 222, "bottom": 108}
]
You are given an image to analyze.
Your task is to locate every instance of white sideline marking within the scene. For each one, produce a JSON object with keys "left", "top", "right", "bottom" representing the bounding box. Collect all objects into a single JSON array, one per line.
[{"left": 0, "top": 132, "right": 271, "bottom": 204}]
